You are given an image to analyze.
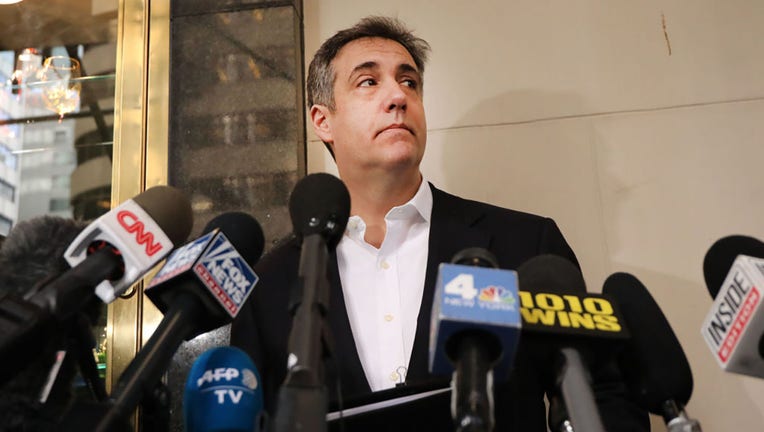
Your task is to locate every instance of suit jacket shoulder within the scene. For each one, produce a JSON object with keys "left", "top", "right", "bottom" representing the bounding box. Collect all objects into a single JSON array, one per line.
[{"left": 426, "top": 184, "right": 578, "bottom": 269}]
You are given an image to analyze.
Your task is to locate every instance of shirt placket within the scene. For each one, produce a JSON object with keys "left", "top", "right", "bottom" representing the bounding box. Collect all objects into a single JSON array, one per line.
[{"left": 376, "top": 221, "right": 407, "bottom": 388}]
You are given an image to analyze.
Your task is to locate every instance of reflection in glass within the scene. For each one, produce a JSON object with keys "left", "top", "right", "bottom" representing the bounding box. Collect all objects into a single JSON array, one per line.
[
  {"left": 9, "top": 48, "right": 42, "bottom": 97},
  {"left": 37, "top": 56, "right": 82, "bottom": 120}
]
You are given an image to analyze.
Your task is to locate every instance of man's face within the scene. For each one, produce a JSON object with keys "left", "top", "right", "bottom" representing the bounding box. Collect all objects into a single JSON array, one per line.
[{"left": 311, "top": 37, "right": 427, "bottom": 177}]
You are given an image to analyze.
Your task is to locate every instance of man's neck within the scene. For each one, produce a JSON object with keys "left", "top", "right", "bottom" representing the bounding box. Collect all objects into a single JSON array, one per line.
[{"left": 343, "top": 170, "right": 423, "bottom": 248}]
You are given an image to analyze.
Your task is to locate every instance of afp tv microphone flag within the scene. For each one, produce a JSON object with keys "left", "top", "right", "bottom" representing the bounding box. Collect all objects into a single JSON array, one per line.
[{"left": 184, "top": 346, "right": 264, "bottom": 432}]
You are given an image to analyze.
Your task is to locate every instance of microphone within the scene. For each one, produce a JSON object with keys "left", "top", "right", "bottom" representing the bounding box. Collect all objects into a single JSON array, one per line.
[
  {"left": 184, "top": 346, "right": 264, "bottom": 432},
  {"left": 145, "top": 211, "right": 264, "bottom": 333},
  {"left": 429, "top": 247, "right": 521, "bottom": 432},
  {"left": 700, "top": 235, "right": 764, "bottom": 378},
  {"left": 0, "top": 187, "right": 192, "bottom": 387},
  {"left": 703, "top": 235, "right": 764, "bottom": 298},
  {"left": 95, "top": 212, "right": 264, "bottom": 431},
  {"left": 273, "top": 173, "right": 350, "bottom": 432},
  {"left": 64, "top": 185, "right": 193, "bottom": 303},
  {"left": 517, "top": 254, "right": 627, "bottom": 432},
  {"left": 0, "top": 217, "right": 91, "bottom": 428},
  {"left": 603, "top": 272, "right": 701, "bottom": 432},
  {"left": 0, "top": 216, "right": 87, "bottom": 296}
]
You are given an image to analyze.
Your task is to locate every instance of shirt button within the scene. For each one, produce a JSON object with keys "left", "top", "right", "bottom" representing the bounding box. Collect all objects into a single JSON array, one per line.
[
  {"left": 390, "top": 372, "right": 400, "bottom": 382},
  {"left": 380, "top": 260, "right": 390, "bottom": 269},
  {"left": 384, "top": 314, "right": 394, "bottom": 322}
]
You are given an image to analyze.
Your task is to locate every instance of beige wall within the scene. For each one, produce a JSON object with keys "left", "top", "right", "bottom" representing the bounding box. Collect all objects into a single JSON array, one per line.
[{"left": 304, "top": 1, "right": 764, "bottom": 430}]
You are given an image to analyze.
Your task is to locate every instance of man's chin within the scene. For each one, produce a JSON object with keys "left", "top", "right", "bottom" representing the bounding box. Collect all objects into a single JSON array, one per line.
[{"left": 380, "top": 149, "right": 424, "bottom": 172}]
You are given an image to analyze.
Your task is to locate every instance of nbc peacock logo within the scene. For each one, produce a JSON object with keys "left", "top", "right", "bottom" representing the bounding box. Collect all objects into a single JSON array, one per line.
[{"left": 478, "top": 286, "right": 516, "bottom": 304}]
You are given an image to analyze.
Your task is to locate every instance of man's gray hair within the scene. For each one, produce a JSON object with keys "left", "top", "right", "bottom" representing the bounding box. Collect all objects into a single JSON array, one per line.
[{"left": 307, "top": 16, "right": 431, "bottom": 110}]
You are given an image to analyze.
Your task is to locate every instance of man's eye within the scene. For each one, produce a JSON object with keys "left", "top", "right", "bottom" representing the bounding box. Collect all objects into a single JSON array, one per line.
[
  {"left": 359, "top": 78, "right": 376, "bottom": 87},
  {"left": 402, "top": 79, "right": 418, "bottom": 89}
]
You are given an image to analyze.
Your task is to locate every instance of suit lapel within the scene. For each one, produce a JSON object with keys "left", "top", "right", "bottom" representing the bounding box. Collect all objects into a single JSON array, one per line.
[{"left": 406, "top": 184, "right": 491, "bottom": 383}]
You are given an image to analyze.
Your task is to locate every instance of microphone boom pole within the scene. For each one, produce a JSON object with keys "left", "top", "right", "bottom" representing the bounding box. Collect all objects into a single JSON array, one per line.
[{"left": 273, "top": 173, "right": 350, "bottom": 432}]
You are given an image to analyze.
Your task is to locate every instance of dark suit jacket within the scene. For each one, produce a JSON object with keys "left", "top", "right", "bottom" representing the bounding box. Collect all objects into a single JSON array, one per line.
[{"left": 231, "top": 184, "right": 648, "bottom": 431}]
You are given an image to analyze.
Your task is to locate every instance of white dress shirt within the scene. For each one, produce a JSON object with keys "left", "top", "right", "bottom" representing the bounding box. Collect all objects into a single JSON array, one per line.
[{"left": 336, "top": 178, "right": 433, "bottom": 391}]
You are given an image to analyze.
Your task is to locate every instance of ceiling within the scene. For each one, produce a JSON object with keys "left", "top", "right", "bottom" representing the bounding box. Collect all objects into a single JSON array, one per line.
[{"left": 0, "top": 0, "right": 117, "bottom": 51}]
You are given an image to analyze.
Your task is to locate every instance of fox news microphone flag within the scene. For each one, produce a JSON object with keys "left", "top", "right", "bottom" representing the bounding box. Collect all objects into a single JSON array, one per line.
[
  {"left": 145, "top": 211, "right": 264, "bottom": 334},
  {"left": 63, "top": 185, "right": 193, "bottom": 303},
  {"left": 184, "top": 346, "right": 264, "bottom": 432}
]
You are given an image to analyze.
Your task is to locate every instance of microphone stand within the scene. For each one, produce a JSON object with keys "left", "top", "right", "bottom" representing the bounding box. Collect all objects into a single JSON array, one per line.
[
  {"left": 548, "top": 393, "right": 575, "bottom": 432},
  {"left": 71, "top": 313, "right": 108, "bottom": 402},
  {"left": 662, "top": 400, "right": 703, "bottom": 432},
  {"left": 556, "top": 348, "right": 605, "bottom": 432},
  {"left": 272, "top": 234, "right": 330, "bottom": 432},
  {"left": 450, "top": 331, "right": 498, "bottom": 432},
  {"left": 94, "top": 294, "right": 203, "bottom": 431}
]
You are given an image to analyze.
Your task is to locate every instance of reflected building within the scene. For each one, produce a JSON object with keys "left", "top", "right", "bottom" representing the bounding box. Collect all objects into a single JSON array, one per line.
[
  {"left": 0, "top": 53, "right": 23, "bottom": 234},
  {"left": 0, "top": 50, "right": 78, "bottom": 231}
]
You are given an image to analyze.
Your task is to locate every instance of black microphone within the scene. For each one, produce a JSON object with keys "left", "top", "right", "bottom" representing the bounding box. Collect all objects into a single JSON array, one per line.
[
  {"left": 0, "top": 216, "right": 86, "bottom": 296},
  {"left": 603, "top": 272, "right": 701, "bottom": 431},
  {"left": 702, "top": 235, "right": 764, "bottom": 299},
  {"left": 273, "top": 173, "right": 350, "bottom": 432},
  {"left": 518, "top": 254, "right": 624, "bottom": 432},
  {"left": 0, "top": 216, "right": 91, "bottom": 429},
  {"left": 95, "top": 212, "right": 265, "bottom": 431}
]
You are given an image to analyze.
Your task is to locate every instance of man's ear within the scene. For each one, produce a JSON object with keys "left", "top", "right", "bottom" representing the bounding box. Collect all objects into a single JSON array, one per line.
[{"left": 310, "top": 105, "right": 334, "bottom": 145}]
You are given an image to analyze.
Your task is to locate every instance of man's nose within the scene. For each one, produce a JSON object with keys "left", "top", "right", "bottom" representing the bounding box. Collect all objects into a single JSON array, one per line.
[{"left": 384, "top": 83, "right": 407, "bottom": 112}]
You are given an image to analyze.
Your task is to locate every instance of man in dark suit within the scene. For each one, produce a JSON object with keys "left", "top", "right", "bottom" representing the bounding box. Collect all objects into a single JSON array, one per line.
[{"left": 231, "top": 16, "right": 648, "bottom": 431}]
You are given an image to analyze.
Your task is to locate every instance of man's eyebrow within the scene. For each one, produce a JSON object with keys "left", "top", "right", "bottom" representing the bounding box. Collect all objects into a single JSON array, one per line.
[
  {"left": 347, "top": 61, "right": 422, "bottom": 82},
  {"left": 397, "top": 63, "right": 420, "bottom": 78},
  {"left": 348, "top": 61, "right": 379, "bottom": 81}
]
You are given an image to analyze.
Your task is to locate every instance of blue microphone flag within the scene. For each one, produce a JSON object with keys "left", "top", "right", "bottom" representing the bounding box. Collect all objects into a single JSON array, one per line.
[
  {"left": 184, "top": 346, "right": 264, "bottom": 432},
  {"left": 429, "top": 263, "right": 522, "bottom": 377}
]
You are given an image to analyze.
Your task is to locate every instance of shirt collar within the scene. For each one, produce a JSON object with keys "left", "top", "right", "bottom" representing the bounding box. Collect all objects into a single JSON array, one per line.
[
  {"left": 344, "top": 176, "right": 433, "bottom": 238},
  {"left": 385, "top": 175, "right": 432, "bottom": 223}
]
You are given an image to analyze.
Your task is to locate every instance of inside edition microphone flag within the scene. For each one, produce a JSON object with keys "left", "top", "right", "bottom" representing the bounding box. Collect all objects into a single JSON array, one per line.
[{"left": 701, "top": 254, "right": 764, "bottom": 378}]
